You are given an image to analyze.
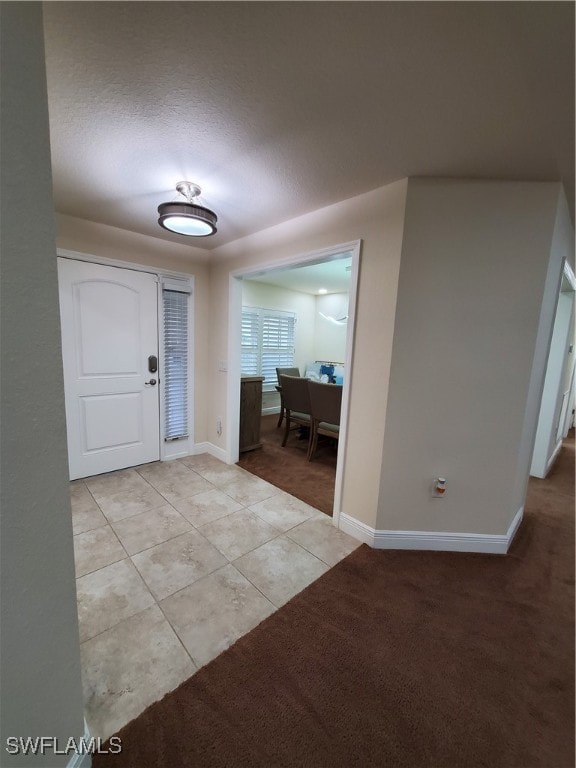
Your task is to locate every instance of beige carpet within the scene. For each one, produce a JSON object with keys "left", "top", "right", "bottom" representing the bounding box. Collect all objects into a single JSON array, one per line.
[{"left": 238, "top": 414, "right": 336, "bottom": 515}]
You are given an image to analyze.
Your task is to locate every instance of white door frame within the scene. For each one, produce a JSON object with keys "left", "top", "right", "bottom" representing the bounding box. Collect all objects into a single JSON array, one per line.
[
  {"left": 57, "top": 248, "right": 195, "bottom": 463},
  {"left": 226, "top": 239, "right": 362, "bottom": 528},
  {"left": 530, "top": 258, "right": 576, "bottom": 477}
]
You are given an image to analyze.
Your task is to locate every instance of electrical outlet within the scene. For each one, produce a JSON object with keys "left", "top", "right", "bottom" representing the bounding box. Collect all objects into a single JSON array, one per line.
[
  {"left": 216, "top": 417, "right": 222, "bottom": 436},
  {"left": 218, "top": 360, "right": 228, "bottom": 372},
  {"left": 432, "top": 477, "right": 447, "bottom": 498}
]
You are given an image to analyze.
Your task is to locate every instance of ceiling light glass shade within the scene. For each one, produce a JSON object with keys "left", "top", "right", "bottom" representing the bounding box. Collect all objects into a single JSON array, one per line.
[{"left": 157, "top": 202, "right": 217, "bottom": 236}]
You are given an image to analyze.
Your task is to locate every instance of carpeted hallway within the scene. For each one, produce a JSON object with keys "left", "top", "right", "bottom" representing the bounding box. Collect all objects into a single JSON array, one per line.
[
  {"left": 238, "top": 414, "right": 337, "bottom": 515},
  {"left": 95, "top": 433, "right": 575, "bottom": 768}
]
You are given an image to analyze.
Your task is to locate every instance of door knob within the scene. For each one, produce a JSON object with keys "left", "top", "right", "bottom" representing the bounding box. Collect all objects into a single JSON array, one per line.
[{"left": 145, "top": 379, "right": 157, "bottom": 386}]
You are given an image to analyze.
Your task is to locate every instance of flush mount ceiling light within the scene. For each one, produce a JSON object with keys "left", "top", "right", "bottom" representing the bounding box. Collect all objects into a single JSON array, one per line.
[{"left": 158, "top": 181, "right": 217, "bottom": 237}]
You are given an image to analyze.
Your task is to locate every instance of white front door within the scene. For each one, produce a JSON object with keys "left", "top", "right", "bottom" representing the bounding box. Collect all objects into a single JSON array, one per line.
[{"left": 58, "top": 258, "right": 160, "bottom": 479}]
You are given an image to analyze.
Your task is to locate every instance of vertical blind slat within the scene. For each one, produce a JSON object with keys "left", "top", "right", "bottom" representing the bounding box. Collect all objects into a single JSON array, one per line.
[{"left": 163, "top": 290, "right": 189, "bottom": 440}]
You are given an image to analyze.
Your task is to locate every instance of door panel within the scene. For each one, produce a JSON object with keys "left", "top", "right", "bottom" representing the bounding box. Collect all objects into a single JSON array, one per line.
[
  {"left": 75, "top": 281, "right": 141, "bottom": 376},
  {"left": 58, "top": 258, "right": 160, "bottom": 479},
  {"left": 81, "top": 392, "right": 143, "bottom": 451}
]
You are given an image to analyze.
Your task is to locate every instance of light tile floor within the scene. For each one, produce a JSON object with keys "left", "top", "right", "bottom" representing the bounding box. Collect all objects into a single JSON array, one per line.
[{"left": 70, "top": 455, "right": 360, "bottom": 741}]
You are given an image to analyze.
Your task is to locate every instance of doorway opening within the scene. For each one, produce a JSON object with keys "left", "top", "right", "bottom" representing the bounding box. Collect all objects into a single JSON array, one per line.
[
  {"left": 226, "top": 240, "right": 362, "bottom": 527},
  {"left": 531, "top": 259, "right": 575, "bottom": 478}
]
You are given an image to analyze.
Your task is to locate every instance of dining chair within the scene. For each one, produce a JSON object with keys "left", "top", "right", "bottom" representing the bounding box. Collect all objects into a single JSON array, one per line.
[
  {"left": 279, "top": 374, "right": 312, "bottom": 452},
  {"left": 275, "top": 367, "right": 301, "bottom": 428},
  {"left": 307, "top": 380, "right": 343, "bottom": 461}
]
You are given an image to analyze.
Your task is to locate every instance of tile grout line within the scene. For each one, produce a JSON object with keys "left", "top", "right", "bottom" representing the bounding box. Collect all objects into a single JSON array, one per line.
[
  {"left": 79, "top": 555, "right": 157, "bottom": 648},
  {"left": 232, "top": 529, "right": 332, "bottom": 572},
  {"left": 75, "top": 552, "right": 127, "bottom": 581},
  {"left": 155, "top": 559, "right": 279, "bottom": 663},
  {"left": 128, "top": 524, "right": 228, "bottom": 592},
  {"left": 78, "top": 600, "right": 155, "bottom": 647},
  {"left": 155, "top": 559, "right": 233, "bottom": 604},
  {"left": 202, "top": 512, "right": 285, "bottom": 563},
  {"left": 107, "top": 520, "right": 131, "bottom": 559},
  {"left": 135, "top": 464, "right": 219, "bottom": 509},
  {"left": 226, "top": 560, "right": 283, "bottom": 611},
  {"left": 154, "top": 596, "right": 201, "bottom": 670},
  {"left": 156, "top": 561, "right": 267, "bottom": 668},
  {"left": 282, "top": 535, "right": 344, "bottom": 569}
]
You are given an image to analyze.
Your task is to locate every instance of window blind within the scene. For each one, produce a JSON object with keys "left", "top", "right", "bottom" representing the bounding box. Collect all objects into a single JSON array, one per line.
[
  {"left": 163, "top": 290, "right": 189, "bottom": 440},
  {"left": 241, "top": 307, "right": 296, "bottom": 388},
  {"left": 241, "top": 308, "right": 260, "bottom": 377}
]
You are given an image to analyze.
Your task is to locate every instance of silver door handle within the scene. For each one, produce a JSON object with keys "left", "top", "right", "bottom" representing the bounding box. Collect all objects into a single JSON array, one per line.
[{"left": 145, "top": 379, "right": 157, "bottom": 386}]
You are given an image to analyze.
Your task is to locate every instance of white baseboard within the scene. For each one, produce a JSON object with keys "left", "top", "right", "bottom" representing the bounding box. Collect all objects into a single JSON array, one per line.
[
  {"left": 262, "top": 406, "right": 281, "bottom": 415},
  {"left": 339, "top": 506, "right": 524, "bottom": 555},
  {"left": 545, "top": 439, "right": 563, "bottom": 475},
  {"left": 192, "top": 441, "right": 230, "bottom": 463},
  {"left": 532, "top": 438, "right": 564, "bottom": 479},
  {"left": 66, "top": 721, "right": 92, "bottom": 768},
  {"left": 66, "top": 752, "right": 92, "bottom": 768},
  {"left": 162, "top": 449, "right": 190, "bottom": 461},
  {"left": 506, "top": 505, "right": 524, "bottom": 549},
  {"left": 338, "top": 514, "right": 376, "bottom": 545},
  {"left": 67, "top": 749, "right": 91, "bottom": 768}
]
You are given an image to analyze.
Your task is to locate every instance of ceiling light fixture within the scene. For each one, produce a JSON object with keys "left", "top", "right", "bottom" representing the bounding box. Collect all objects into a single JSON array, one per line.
[
  {"left": 158, "top": 181, "right": 217, "bottom": 237},
  {"left": 318, "top": 288, "right": 328, "bottom": 294}
]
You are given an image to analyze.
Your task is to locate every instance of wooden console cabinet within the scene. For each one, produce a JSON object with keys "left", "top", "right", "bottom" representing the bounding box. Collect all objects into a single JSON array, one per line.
[{"left": 239, "top": 376, "right": 264, "bottom": 452}]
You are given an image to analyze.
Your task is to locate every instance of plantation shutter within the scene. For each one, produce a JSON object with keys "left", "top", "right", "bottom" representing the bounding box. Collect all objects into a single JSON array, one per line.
[
  {"left": 241, "top": 307, "right": 296, "bottom": 388},
  {"left": 163, "top": 289, "right": 189, "bottom": 440},
  {"left": 261, "top": 310, "right": 296, "bottom": 385},
  {"left": 241, "top": 308, "right": 260, "bottom": 376}
]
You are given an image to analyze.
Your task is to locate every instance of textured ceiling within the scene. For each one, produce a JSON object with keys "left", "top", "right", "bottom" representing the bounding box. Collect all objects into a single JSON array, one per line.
[{"left": 43, "top": 2, "right": 574, "bottom": 252}]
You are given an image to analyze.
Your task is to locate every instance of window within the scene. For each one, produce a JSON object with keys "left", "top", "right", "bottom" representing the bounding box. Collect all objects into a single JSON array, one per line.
[
  {"left": 241, "top": 307, "right": 296, "bottom": 389},
  {"left": 163, "top": 289, "right": 189, "bottom": 440}
]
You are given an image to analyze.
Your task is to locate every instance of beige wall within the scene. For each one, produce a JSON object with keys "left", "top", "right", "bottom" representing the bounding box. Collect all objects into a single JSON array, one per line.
[
  {"left": 314, "top": 293, "right": 349, "bottom": 364},
  {"left": 209, "top": 181, "right": 408, "bottom": 526},
  {"left": 377, "top": 178, "right": 564, "bottom": 536},
  {"left": 57, "top": 213, "right": 212, "bottom": 444},
  {"left": 0, "top": 5, "right": 85, "bottom": 764}
]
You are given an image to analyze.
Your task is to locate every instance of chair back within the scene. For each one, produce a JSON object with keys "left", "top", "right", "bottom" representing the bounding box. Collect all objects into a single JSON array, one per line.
[
  {"left": 308, "top": 381, "right": 343, "bottom": 426},
  {"left": 276, "top": 367, "right": 300, "bottom": 385},
  {"left": 280, "top": 375, "right": 311, "bottom": 415}
]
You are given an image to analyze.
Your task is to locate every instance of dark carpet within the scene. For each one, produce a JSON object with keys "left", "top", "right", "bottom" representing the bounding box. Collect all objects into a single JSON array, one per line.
[
  {"left": 237, "top": 413, "right": 336, "bottom": 515},
  {"left": 95, "top": 433, "right": 575, "bottom": 768}
]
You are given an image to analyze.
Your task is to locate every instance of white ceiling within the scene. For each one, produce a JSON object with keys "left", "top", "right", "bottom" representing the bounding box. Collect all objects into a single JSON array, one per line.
[
  {"left": 247, "top": 255, "right": 352, "bottom": 295},
  {"left": 43, "top": 2, "right": 574, "bottom": 252}
]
